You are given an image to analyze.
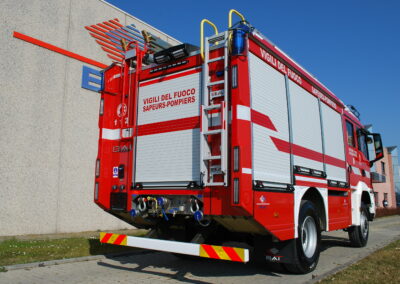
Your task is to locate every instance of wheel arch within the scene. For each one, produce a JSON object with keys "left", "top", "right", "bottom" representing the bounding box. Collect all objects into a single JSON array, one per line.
[
  {"left": 361, "top": 190, "right": 373, "bottom": 221},
  {"left": 301, "top": 187, "right": 327, "bottom": 232},
  {"left": 295, "top": 187, "right": 328, "bottom": 233}
]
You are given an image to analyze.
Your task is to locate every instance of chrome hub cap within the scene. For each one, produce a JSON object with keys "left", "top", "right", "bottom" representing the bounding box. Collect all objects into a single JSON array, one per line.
[{"left": 301, "top": 216, "right": 317, "bottom": 258}]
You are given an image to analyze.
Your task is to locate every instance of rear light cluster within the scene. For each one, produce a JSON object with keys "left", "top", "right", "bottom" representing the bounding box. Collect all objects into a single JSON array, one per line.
[
  {"left": 94, "top": 183, "right": 99, "bottom": 201},
  {"left": 112, "top": 185, "right": 126, "bottom": 191},
  {"left": 233, "top": 178, "right": 240, "bottom": 204},
  {"left": 233, "top": 146, "right": 240, "bottom": 172},
  {"left": 95, "top": 159, "right": 100, "bottom": 177},
  {"left": 99, "top": 98, "right": 104, "bottom": 116}
]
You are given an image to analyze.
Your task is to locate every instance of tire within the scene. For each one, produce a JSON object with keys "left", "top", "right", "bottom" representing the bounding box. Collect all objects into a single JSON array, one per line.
[
  {"left": 284, "top": 200, "right": 321, "bottom": 274},
  {"left": 348, "top": 203, "right": 369, "bottom": 247}
]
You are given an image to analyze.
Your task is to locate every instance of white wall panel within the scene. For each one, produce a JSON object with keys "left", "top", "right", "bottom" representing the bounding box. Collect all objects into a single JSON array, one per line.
[
  {"left": 249, "top": 53, "right": 291, "bottom": 184},
  {"left": 321, "top": 103, "right": 346, "bottom": 181},
  {"left": 135, "top": 129, "right": 200, "bottom": 183},
  {"left": 138, "top": 71, "right": 201, "bottom": 125},
  {"left": 289, "top": 81, "right": 323, "bottom": 170},
  {"left": 136, "top": 71, "right": 201, "bottom": 184}
]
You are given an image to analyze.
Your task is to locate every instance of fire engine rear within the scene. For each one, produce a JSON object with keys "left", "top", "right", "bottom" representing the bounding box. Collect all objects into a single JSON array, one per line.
[{"left": 94, "top": 10, "right": 384, "bottom": 273}]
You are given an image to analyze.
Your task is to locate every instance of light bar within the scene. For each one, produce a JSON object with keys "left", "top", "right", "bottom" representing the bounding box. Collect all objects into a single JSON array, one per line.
[
  {"left": 328, "top": 180, "right": 349, "bottom": 188},
  {"left": 295, "top": 166, "right": 326, "bottom": 178},
  {"left": 233, "top": 178, "right": 240, "bottom": 204},
  {"left": 153, "top": 43, "right": 199, "bottom": 65},
  {"left": 311, "top": 169, "right": 325, "bottom": 177},
  {"left": 234, "top": 146, "right": 240, "bottom": 172},
  {"left": 99, "top": 98, "right": 104, "bottom": 116},
  {"left": 94, "top": 183, "right": 99, "bottom": 201},
  {"left": 232, "top": 65, "right": 238, "bottom": 88},
  {"left": 95, "top": 159, "right": 100, "bottom": 177},
  {"left": 295, "top": 166, "right": 311, "bottom": 174}
]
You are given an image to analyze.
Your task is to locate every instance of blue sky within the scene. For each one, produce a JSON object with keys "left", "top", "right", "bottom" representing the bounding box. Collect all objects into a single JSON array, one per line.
[{"left": 108, "top": 0, "right": 400, "bottom": 148}]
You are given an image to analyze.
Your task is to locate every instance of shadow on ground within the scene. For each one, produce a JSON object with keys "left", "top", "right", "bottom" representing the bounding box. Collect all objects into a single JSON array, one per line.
[{"left": 92, "top": 234, "right": 352, "bottom": 283}]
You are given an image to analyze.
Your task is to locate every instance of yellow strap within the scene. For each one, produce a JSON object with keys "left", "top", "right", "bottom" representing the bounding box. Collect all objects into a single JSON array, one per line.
[{"left": 200, "top": 19, "right": 218, "bottom": 61}]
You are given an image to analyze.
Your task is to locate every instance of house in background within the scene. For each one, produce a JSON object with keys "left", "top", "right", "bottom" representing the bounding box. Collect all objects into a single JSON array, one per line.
[
  {"left": 365, "top": 125, "right": 398, "bottom": 208},
  {"left": 371, "top": 147, "right": 398, "bottom": 208}
]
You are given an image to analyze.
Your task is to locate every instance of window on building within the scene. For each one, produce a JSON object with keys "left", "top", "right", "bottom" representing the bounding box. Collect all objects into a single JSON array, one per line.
[
  {"left": 346, "top": 121, "right": 355, "bottom": 147},
  {"left": 357, "top": 128, "right": 369, "bottom": 160},
  {"left": 374, "top": 192, "right": 378, "bottom": 206},
  {"left": 382, "top": 161, "right": 386, "bottom": 175}
]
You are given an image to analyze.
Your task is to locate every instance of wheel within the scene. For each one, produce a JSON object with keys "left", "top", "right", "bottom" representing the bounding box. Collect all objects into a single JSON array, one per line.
[
  {"left": 284, "top": 200, "right": 321, "bottom": 274},
  {"left": 348, "top": 203, "right": 369, "bottom": 247}
]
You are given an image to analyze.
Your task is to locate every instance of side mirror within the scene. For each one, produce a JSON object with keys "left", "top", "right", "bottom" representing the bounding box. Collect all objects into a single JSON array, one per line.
[{"left": 369, "top": 133, "right": 384, "bottom": 167}]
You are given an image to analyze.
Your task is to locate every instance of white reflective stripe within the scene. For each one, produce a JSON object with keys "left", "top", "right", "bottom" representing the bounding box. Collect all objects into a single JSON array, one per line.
[
  {"left": 122, "top": 128, "right": 133, "bottom": 138},
  {"left": 242, "top": 168, "right": 252, "bottom": 174},
  {"left": 124, "top": 235, "right": 249, "bottom": 263},
  {"left": 126, "top": 236, "right": 199, "bottom": 256},
  {"left": 295, "top": 175, "right": 326, "bottom": 183},
  {"left": 352, "top": 167, "right": 361, "bottom": 175},
  {"left": 237, "top": 105, "right": 251, "bottom": 121},
  {"left": 102, "top": 128, "right": 120, "bottom": 140}
]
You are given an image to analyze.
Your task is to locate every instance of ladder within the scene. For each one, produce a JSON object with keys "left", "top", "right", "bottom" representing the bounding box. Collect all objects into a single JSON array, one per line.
[{"left": 200, "top": 31, "right": 229, "bottom": 187}]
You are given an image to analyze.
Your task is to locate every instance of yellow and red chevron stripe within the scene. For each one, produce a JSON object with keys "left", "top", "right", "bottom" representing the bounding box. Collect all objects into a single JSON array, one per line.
[
  {"left": 199, "top": 244, "right": 246, "bottom": 263},
  {"left": 100, "top": 232, "right": 127, "bottom": 246}
]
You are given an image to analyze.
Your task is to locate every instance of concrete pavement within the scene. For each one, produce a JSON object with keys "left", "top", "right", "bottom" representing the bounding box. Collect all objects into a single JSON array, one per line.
[{"left": 1, "top": 215, "right": 399, "bottom": 284}]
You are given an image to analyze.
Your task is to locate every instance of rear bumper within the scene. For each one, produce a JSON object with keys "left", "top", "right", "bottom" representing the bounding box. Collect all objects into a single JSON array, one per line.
[{"left": 100, "top": 232, "right": 249, "bottom": 263}]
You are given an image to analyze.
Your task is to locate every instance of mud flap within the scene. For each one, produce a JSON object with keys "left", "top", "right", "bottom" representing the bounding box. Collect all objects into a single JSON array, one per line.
[{"left": 253, "top": 236, "right": 296, "bottom": 264}]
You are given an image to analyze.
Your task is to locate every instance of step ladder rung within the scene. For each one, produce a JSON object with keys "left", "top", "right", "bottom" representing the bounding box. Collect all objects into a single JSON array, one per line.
[
  {"left": 201, "top": 31, "right": 229, "bottom": 187},
  {"left": 208, "top": 56, "right": 225, "bottom": 63},
  {"left": 210, "top": 90, "right": 224, "bottom": 99},
  {"left": 203, "top": 104, "right": 221, "bottom": 111},
  {"left": 204, "top": 155, "right": 221, "bottom": 160},
  {"left": 206, "top": 182, "right": 225, "bottom": 186},
  {"left": 208, "top": 35, "right": 226, "bottom": 44},
  {"left": 207, "top": 80, "right": 225, "bottom": 87},
  {"left": 203, "top": 129, "right": 222, "bottom": 135}
]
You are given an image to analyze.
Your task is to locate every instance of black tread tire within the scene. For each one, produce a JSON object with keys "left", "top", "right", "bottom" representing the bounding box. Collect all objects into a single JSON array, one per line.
[
  {"left": 348, "top": 203, "right": 369, "bottom": 247},
  {"left": 284, "top": 200, "right": 321, "bottom": 274}
]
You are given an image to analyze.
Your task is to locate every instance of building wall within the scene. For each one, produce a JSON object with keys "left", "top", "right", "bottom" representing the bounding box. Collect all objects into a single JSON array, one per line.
[
  {"left": 372, "top": 148, "right": 397, "bottom": 208},
  {"left": 388, "top": 147, "right": 400, "bottom": 206},
  {"left": 0, "top": 0, "right": 179, "bottom": 236}
]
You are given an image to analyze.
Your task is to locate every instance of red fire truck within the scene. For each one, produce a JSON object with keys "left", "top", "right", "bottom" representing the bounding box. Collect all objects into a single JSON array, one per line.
[{"left": 94, "top": 10, "right": 384, "bottom": 273}]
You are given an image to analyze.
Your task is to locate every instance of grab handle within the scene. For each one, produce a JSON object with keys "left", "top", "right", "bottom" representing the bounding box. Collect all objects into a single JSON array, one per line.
[
  {"left": 200, "top": 19, "right": 218, "bottom": 60},
  {"left": 228, "top": 9, "right": 245, "bottom": 28}
]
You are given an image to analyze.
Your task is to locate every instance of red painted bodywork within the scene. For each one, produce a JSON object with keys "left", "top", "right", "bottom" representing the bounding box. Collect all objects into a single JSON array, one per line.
[{"left": 94, "top": 32, "right": 373, "bottom": 242}]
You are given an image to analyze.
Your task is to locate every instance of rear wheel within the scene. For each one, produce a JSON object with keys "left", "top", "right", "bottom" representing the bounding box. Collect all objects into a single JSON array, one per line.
[
  {"left": 284, "top": 200, "right": 321, "bottom": 274},
  {"left": 348, "top": 203, "right": 369, "bottom": 247}
]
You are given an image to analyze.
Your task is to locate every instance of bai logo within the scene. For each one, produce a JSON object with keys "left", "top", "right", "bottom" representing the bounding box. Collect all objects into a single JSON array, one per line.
[{"left": 112, "top": 145, "right": 131, "bottom": 153}]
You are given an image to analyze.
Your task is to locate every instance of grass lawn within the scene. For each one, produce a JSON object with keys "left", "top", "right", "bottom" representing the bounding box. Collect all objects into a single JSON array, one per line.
[
  {"left": 0, "top": 230, "right": 147, "bottom": 268},
  {"left": 321, "top": 239, "right": 400, "bottom": 283}
]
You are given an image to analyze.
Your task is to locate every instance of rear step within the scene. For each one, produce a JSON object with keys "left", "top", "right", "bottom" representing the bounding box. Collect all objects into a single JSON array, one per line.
[{"left": 100, "top": 232, "right": 249, "bottom": 263}]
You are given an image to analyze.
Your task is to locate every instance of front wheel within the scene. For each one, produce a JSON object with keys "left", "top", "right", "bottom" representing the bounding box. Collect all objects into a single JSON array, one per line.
[
  {"left": 348, "top": 203, "right": 369, "bottom": 247},
  {"left": 284, "top": 200, "right": 321, "bottom": 274}
]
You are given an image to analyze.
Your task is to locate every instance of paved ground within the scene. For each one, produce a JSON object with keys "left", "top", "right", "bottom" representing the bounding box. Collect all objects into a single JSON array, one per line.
[{"left": 1, "top": 216, "right": 399, "bottom": 284}]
